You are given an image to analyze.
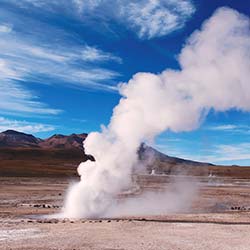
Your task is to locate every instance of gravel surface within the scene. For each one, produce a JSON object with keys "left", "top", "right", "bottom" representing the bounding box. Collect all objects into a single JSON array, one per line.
[
  {"left": 2, "top": 219, "right": 250, "bottom": 250},
  {"left": 1, "top": 176, "right": 250, "bottom": 250}
]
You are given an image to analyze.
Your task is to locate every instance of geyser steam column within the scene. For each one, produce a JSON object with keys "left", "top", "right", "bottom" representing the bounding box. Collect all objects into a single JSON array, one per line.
[{"left": 64, "top": 7, "right": 250, "bottom": 218}]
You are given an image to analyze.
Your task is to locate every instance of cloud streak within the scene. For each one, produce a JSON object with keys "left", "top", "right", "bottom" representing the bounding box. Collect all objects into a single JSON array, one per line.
[
  {"left": 207, "top": 124, "right": 250, "bottom": 134},
  {"left": 0, "top": 4, "right": 122, "bottom": 115},
  {"left": 0, "top": 0, "right": 194, "bottom": 117},
  {"left": 157, "top": 142, "right": 250, "bottom": 165},
  {"left": 0, "top": 59, "right": 61, "bottom": 116},
  {"left": 5, "top": 0, "right": 195, "bottom": 39},
  {"left": 81, "top": 46, "right": 122, "bottom": 63},
  {"left": 0, "top": 26, "right": 121, "bottom": 90},
  {"left": 196, "top": 143, "right": 250, "bottom": 164},
  {"left": 0, "top": 23, "right": 12, "bottom": 33},
  {"left": 75, "top": 0, "right": 196, "bottom": 39},
  {"left": 0, "top": 117, "right": 55, "bottom": 133},
  {"left": 120, "top": 0, "right": 195, "bottom": 39}
]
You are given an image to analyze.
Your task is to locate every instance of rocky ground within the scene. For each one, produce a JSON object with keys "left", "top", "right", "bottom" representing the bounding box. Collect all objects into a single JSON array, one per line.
[{"left": 1, "top": 176, "right": 250, "bottom": 250}]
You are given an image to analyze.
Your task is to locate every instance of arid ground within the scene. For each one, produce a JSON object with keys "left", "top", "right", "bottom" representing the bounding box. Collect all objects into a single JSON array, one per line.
[{"left": 1, "top": 175, "right": 250, "bottom": 250}]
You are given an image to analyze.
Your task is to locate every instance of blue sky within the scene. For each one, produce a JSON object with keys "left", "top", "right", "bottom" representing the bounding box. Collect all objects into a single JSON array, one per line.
[{"left": 0, "top": 0, "right": 250, "bottom": 165}]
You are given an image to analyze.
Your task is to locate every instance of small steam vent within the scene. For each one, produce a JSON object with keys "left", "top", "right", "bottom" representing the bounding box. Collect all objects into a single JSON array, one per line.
[{"left": 151, "top": 169, "right": 156, "bottom": 175}]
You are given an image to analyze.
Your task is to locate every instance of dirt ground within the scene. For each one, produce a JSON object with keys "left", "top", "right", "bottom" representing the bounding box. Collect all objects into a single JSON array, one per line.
[{"left": 1, "top": 175, "right": 250, "bottom": 250}]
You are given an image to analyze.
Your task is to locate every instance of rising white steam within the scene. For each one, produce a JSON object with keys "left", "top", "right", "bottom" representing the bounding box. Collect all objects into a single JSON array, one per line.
[{"left": 64, "top": 7, "right": 250, "bottom": 218}]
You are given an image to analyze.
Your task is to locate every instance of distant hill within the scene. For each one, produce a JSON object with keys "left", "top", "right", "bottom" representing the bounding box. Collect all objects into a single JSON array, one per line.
[
  {"left": 0, "top": 130, "right": 210, "bottom": 167},
  {"left": 39, "top": 133, "right": 87, "bottom": 150},
  {"left": 138, "top": 143, "right": 214, "bottom": 176},
  {"left": 0, "top": 130, "right": 87, "bottom": 150},
  {"left": 0, "top": 130, "right": 250, "bottom": 178},
  {"left": 0, "top": 130, "right": 91, "bottom": 176},
  {"left": 0, "top": 130, "right": 42, "bottom": 148}
]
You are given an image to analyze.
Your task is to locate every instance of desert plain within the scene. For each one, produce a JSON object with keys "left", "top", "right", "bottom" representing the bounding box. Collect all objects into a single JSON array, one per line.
[
  {"left": 1, "top": 173, "right": 250, "bottom": 250},
  {"left": 1, "top": 132, "right": 250, "bottom": 250}
]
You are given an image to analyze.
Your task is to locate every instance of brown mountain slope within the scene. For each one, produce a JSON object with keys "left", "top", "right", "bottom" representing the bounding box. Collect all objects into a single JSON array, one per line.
[
  {"left": 0, "top": 130, "right": 41, "bottom": 148},
  {"left": 0, "top": 130, "right": 91, "bottom": 176},
  {"left": 0, "top": 130, "right": 250, "bottom": 178},
  {"left": 0, "top": 147, "right": 83, "bottom": 177},
  {"left": 0, "top": 130, "right": 87, "bottom": 150},
  {"left": 39, "top": 133, "right": 87, "bottom": 150}
]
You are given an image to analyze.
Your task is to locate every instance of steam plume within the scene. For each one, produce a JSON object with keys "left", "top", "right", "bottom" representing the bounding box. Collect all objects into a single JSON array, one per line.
[{"left": 64, "top": 7, "right": 250, "bottom": 218}]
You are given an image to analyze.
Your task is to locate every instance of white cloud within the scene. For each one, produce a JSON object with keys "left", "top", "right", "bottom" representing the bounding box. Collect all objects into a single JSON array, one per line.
[
  {"left": 0, "top": 31, "right": 121, "bottom": 90},
  {"left": 0, "top": 7, "right": 122, "bottom": 115},
  {"left": 77, "top": 0, "right": 195, "bottom": 39},
  {"left": 0, "top": 23, "right": 12, "bottom": 33},
  {"left": 155, "top": 141, "right": 250, "bottom": 165},
  {"left": 26, "top": 47, "right": 68, "bottom": 63},
  {"left": 120, "top": 0, "right": 195, "bottom": 39},
  {"left": 73, "top": 0, "right": 103, "bottom": 12},
  {"left": 81, "top": 46, "right": 122, "bottom": 63},
  {"left": 207, "top": 124, "right": 250, "bottom": 134},
  {"left": 5, "top": 0, "right": 195, "bottom": 39},
  {"left": 21, "top": 44, "right": 121, "bottom": 64},
  {"left": 0, "top": 59, "right": 20, "bottom": 80},
  {"left": 208, "top": 124, "right": 238, "bottom": 131},
  {"left": 0, "top": 117, "right": 55, "bottom": 133},
  {"left": 75, "top": 0, "right": 196, "bottom": 39},
  {"left": 0, "top": 59, "right": 61, "bottom": 115},
  {"left": 197, "top": 143, "right": 250, "bottom": 164}
]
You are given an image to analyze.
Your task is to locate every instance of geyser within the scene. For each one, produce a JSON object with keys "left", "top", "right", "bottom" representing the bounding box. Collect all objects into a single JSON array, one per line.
[{"left": 64, "top": 7, "right": 250, "bottom": 218}]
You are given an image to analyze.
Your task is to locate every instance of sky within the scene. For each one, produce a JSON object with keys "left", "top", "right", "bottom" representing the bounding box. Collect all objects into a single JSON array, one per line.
[{"left": 0, "top": 0, "right": 250, "bottom": 165}]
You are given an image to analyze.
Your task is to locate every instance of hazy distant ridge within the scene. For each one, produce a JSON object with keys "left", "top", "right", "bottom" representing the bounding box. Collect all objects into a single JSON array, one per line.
[{"left": 0, "top": 130, "right": 87, "bottom": 150}]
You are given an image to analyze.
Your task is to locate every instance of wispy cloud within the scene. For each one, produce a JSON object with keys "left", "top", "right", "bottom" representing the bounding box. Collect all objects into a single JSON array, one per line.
[
  {"left": 208, "top": 124, "right": 238, "bottom": 131},
  {"left": 71, "top": 118, "right": 87, "bottom": 123},
  {"left": 5, "top": 0, "right": 195, "bottom": 40},
  {"left": 155, "top": 132, "right": 250, "bottom": 165},
  {"left": 0, "top": 59, "right": 61, "bottom": 115},
  {"left": 75, "top": 0, "right": 196, "bottom": 39},
  {"left": 0, "top": 0, "right": 194, "bottom": 116},
  {"left": 26, "top": 46, "right": 68, "bottom": 63},
  {"left": 0, "top": 117, "right": 55, "bottom": 133},
  {"left": 81, "top": 46, "right": 122, "bottom": 63},
  {"left": 0, "top": 5, "right": 122, "bottom": 116},
  {"left": 120, "top": 0, "right": 195, "bottom": 39},
  {"left": 73, "top": 0, "right": 102, "bottom": 12},
  {"left": 155, "top": 141, "right": 250, "bottom": 165},
  {"left": 207, "top": 124, "right": 250, "bottom": 134},
  {"left": 0, "top": 23, "right": 12, "bottom": 33},
  {"left": 197, "top": 143, "right": 250, "bottom": 164},
  {"left": 0, "top": 27, "right": 121, "bottom": 90}
]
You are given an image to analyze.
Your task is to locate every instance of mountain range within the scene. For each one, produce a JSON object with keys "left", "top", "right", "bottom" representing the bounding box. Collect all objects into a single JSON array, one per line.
[
  {"left": 0, "top": 130, "right": 87, "bottom": 150},
  {"left": 0, "top": 130, "right": 249, "bottom": 178},
  {"left": 0, "top": 129, "right": 211, "bottom": 167}
]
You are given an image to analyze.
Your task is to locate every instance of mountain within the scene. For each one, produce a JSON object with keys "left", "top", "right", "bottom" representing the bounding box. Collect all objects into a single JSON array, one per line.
[
  {"left": 0, "top": 130, "right": 87, "bottom": 150},
  {"left": 0, "top": 130, "right": 42, "bottom": 148},
  {"left": 39, "top": 133, "right": 87, "bottom": 150},
  {"left": 0, "top": 130, "right": 92, "bottom": 177},
  {"left": 1, "top": 130, "right": 250, "bottom": 178},
  {"left": 0, "top": 130, "right": 209, "bottom": 166},
  {"left": 139, "top": 143, "right": 213, "bottom": 167},
  {"left": 138, "top": 143, "right": 213, "bottom": 176}
]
